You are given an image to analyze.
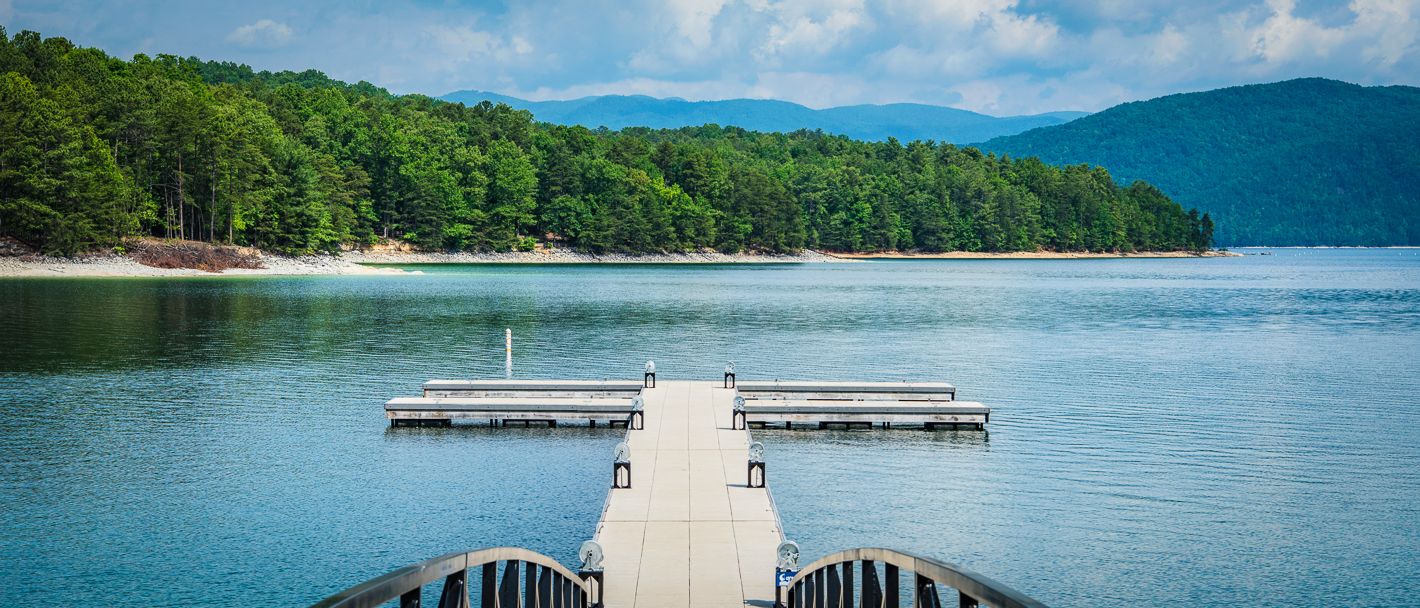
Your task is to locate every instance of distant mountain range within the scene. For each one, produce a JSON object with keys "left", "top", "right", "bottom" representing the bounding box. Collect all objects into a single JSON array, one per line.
[
  {"left": 444, "top": 79, "right": 1420, "bottom": 247},
  {"left": 981, "top": 78, "right": 1420, "bottom": 246},
  {"left": 439, "top": 90, "right": 1088, "bottom": 144}
]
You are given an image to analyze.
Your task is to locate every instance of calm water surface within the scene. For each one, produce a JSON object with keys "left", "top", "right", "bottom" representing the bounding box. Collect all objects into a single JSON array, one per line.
[{"left": 2, "top": 249, "right": 1418, "bottom": 607}]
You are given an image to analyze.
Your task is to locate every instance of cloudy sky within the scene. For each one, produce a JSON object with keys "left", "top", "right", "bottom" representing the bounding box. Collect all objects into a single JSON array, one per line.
[{"left": 3, "top": 0, "right": 1417, "bottom": 115}]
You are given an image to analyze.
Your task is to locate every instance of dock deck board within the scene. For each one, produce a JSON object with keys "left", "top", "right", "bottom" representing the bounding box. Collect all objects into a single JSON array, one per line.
[{"left": 594, "top": 381, "right": 782, "bottom": 608}]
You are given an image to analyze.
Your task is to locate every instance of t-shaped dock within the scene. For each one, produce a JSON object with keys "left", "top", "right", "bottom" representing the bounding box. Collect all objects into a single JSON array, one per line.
[{"left": 377, "top": 376, "right": 991, "bottom": 607}]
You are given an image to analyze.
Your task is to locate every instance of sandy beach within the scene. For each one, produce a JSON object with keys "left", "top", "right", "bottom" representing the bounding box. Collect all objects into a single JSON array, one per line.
[
  {"left": 0, "top": 248, "right": 841, "bottom": 277},
  {"left": 824, "top": 250, "right": 1239, "bottom": 259},
  {"left": 0, "top": 247, "right": 1245, "bottom": 278}
]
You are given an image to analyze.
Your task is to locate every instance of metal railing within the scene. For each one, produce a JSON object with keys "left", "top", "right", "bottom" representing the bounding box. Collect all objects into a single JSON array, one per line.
[
  {"left": 310, "top": 546, "right": 600, "bottom": 608},
  {"left": 783, "top": 548, "right": 1047, "bottom": 608}
]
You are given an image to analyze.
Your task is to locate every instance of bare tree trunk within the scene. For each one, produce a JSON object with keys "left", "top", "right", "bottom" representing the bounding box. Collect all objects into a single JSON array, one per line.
[
  {"left": 164, "top": 187, "right": 172, "bottom": 239},
  {"left": 177, "top": 154, "right": 185, "bottom": 241},
  {"left": 228, "top": 166, "right": 237, "bottom": 244},
  {"left": 210, "top": 163, "right": 218, "bottom": 243}
]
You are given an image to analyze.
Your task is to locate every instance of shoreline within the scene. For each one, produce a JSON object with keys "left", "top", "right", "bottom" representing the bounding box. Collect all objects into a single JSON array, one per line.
[
  {"left": 0, "top": 249, "right": 839, "bottom": 277},
  {"left": 345, "top": 249, "right": 840, "bottom": 265},
  {"left": 823, "top": 250, "right": 1239, "bottom": 259},
  {"left": 1, "top": 248, "right": 1243, "bottom": 277}
]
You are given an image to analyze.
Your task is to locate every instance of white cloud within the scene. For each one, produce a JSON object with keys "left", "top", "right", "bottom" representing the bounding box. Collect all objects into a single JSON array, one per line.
[
  {"left": 1350, "top": 0, "right": 1419, "bottom": 66},
  {"left": 421, "top": 23, "right": 534, "bottom": 77},
  {"left": 1150, "top": 24, "right": 1189, "bottom": 66},
  {"left": 226, "top": 19, "right": 293, "bottom": 49},
  {"left": 757, "top": 0, "right": 871, "bottom": 61},
  {"left": 624, "top": 0, "right": 736, "bottom": 74},
  {"left": 1246, "top": 0, "right": 1347, "bottom": 63},
  {"left": 668, "top": 0, "right": 729, "bottom": 49}
]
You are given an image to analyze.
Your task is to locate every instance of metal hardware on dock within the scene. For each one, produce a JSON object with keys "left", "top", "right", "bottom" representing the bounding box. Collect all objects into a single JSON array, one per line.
[
  {"left": 748, "top": 441, "right": 766, "bottom": 488},
  {"left": 612, "top": 442, "right": 631, "bottom": 489}
]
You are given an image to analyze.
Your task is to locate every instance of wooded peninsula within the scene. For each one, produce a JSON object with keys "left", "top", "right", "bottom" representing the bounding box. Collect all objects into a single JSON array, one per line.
[{"left": 1, "top": 29, "right": 1214, "bottom": 256}]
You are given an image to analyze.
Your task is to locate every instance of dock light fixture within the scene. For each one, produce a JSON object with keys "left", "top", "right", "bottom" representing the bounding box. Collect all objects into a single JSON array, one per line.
[
  {"left": 733, "top": 395, "right": 747, "bottom": 430},
  {"left": 774, "top": 539, "right": 801, "bottom": 607},
  {"left": 613, "top": 442, "right": 632, "bottom": 489},
  {"left": 644, "top": 360, "right": 656, "bottom": 388},
  {"left": 724, "top": 361, "right": 736, "bottom": 388},
  {"left": 630, "top": 395, "right": 645, "bottom": 430},
  {"left": 578, "top": 540, "right": 606, "bottom": 608},
  {"left": 747, "top": 441, "right": 766, "bottom": 488}
]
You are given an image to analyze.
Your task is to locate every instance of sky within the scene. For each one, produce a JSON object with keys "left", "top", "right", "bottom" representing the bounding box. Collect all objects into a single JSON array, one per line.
[{"left": 2, "top": 0, "right": 1418, "bottom": 115}]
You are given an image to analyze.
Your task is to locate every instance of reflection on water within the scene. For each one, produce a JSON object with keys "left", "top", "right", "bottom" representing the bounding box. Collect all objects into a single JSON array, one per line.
[{"left": 2, "top": 249, "right": 1419, "bottom": 607}]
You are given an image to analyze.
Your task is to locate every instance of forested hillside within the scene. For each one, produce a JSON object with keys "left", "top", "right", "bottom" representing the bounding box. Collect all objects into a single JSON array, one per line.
[
  {"left": 440, "top": 90, "right": 1087, "bottom": 144},
  {"left": 981, "top": 78, "right": 1420, "bottom": 246},
  {"left": 0, "top": 29, "right": 1212, "bottom": 255}
]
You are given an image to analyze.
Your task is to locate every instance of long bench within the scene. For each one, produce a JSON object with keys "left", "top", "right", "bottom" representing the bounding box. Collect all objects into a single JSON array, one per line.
[
  {"left": 734, "top": 380, "right": 956, "bottom": 402},
  {"left": 742, "top": 399, "right": 989, "bottom": 429},
  {"left": 736, "top": 380, "right": 981, "bottom": 429},
  {"left": 385, "top": 396, "right": 639, "bottom": 427},
  {"left": 422, "top": 379, "right": 645, "bottom": 399}
]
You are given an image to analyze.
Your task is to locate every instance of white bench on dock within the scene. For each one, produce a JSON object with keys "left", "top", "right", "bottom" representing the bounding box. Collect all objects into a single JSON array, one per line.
[
  {"left": 737, "top": 380, "right": 982, "bottom": 429},
  {"left": 385, "top": 396, "right": 638, "bottom": 427},
  {"left": 423, "top": 379, "right": 645, "bottom": 398},
  {"left": 742, "top": 399, "right": 989, "bottom": 429},
  {"left": 390, "top": 378, "right": 987, "bottom": 430},
  {"left": 735, "top": 380, "right": 956, "bottom": 401}
]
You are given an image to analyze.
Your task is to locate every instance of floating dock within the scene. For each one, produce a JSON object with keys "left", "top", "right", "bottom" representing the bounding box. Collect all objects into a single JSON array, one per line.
[
  {"left": 366, "top": 375, "right": 1022, "bottom": 608},
  {"left": 736, "top": 380, "right": 987, "bottom": 430},
  {"left": 386, "top": 378, "right": 988, "bottom": 430},
  {"left": 387, "top": 380, "right": 643, "bottom": 427}
]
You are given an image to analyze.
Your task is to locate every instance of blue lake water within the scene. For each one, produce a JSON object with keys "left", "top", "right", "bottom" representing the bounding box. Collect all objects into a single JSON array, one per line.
[{"left": 2, "top": 248, "right": 1418, "bottom": 607}]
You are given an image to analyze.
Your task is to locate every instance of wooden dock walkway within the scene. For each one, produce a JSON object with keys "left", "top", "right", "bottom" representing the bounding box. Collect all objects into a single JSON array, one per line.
[{"left": 594, "top": 381, "right": 782, "bottom": 608}]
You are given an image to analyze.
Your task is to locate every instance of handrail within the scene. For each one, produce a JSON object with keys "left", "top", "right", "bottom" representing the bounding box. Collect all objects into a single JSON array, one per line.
[
  {"left": 784, "top": 547, "right": 1047, "bottom": 608},
  {"left": 310, "top": 546, "right": 598, "bottom": 608}
]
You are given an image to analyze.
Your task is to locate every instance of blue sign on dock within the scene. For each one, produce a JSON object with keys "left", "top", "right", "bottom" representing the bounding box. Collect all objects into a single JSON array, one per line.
[{"left": 776, "top": 569, "right": 798, "bottom": 588}]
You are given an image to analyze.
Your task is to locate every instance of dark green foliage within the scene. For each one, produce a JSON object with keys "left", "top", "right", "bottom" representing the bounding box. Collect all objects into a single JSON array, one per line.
[
  {"left": 0, "top": 29, "right": 1210, "bottom": 255},
  {"left": 982, "top": 78, "right": 1420, "bottom": 246}
]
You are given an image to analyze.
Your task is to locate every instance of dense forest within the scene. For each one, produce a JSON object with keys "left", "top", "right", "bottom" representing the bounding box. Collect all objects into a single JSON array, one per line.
[
  {"left": 0, "top": 29, "right": 1212, "bottom": 256},
  {"left": 983, "top": 78, "right": 1420, "bottom": 246}
]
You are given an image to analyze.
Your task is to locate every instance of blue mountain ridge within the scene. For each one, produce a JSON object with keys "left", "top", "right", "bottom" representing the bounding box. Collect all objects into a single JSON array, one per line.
[{"left": 439, "top": 90, "right": 1088, "bottom": 144}]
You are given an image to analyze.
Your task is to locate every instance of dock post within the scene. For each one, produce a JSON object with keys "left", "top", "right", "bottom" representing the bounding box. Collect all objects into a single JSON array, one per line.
[
  {"left": 724, "top": 361, "right": 736, "bottom": 388},
  {"left": 578, "top": 541, "right": 605, "bottom": 608},
  {"left": 504, "top": 328, "right": 512, "bottom": 379},
  {"left": 644, "top": 360, "right": 656, "bottom": 388},
  {"left": 732, "top": 396, "right": 747, "bottom": 430},
  {"left": 747, "top": 441, "right": 766, "bottom": 488},
  {"left": 613, "top": 442, "right": 632, "bottom": 489},
  {"left": 630, "top": 396, "right": 645, "bottom": 430},
  {"left": 775, "top": 540, "right": 800, "bottom": 608}
]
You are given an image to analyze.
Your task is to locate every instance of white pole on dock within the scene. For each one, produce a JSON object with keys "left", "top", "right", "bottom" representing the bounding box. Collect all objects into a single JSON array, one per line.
[{"left": 505, "top": 328, "right": 512, "bottom": 378}]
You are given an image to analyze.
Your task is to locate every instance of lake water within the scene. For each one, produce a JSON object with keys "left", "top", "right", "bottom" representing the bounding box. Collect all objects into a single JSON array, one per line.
[{"left": 2, "top": 249, "right": 1418, "bottom": 607}]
